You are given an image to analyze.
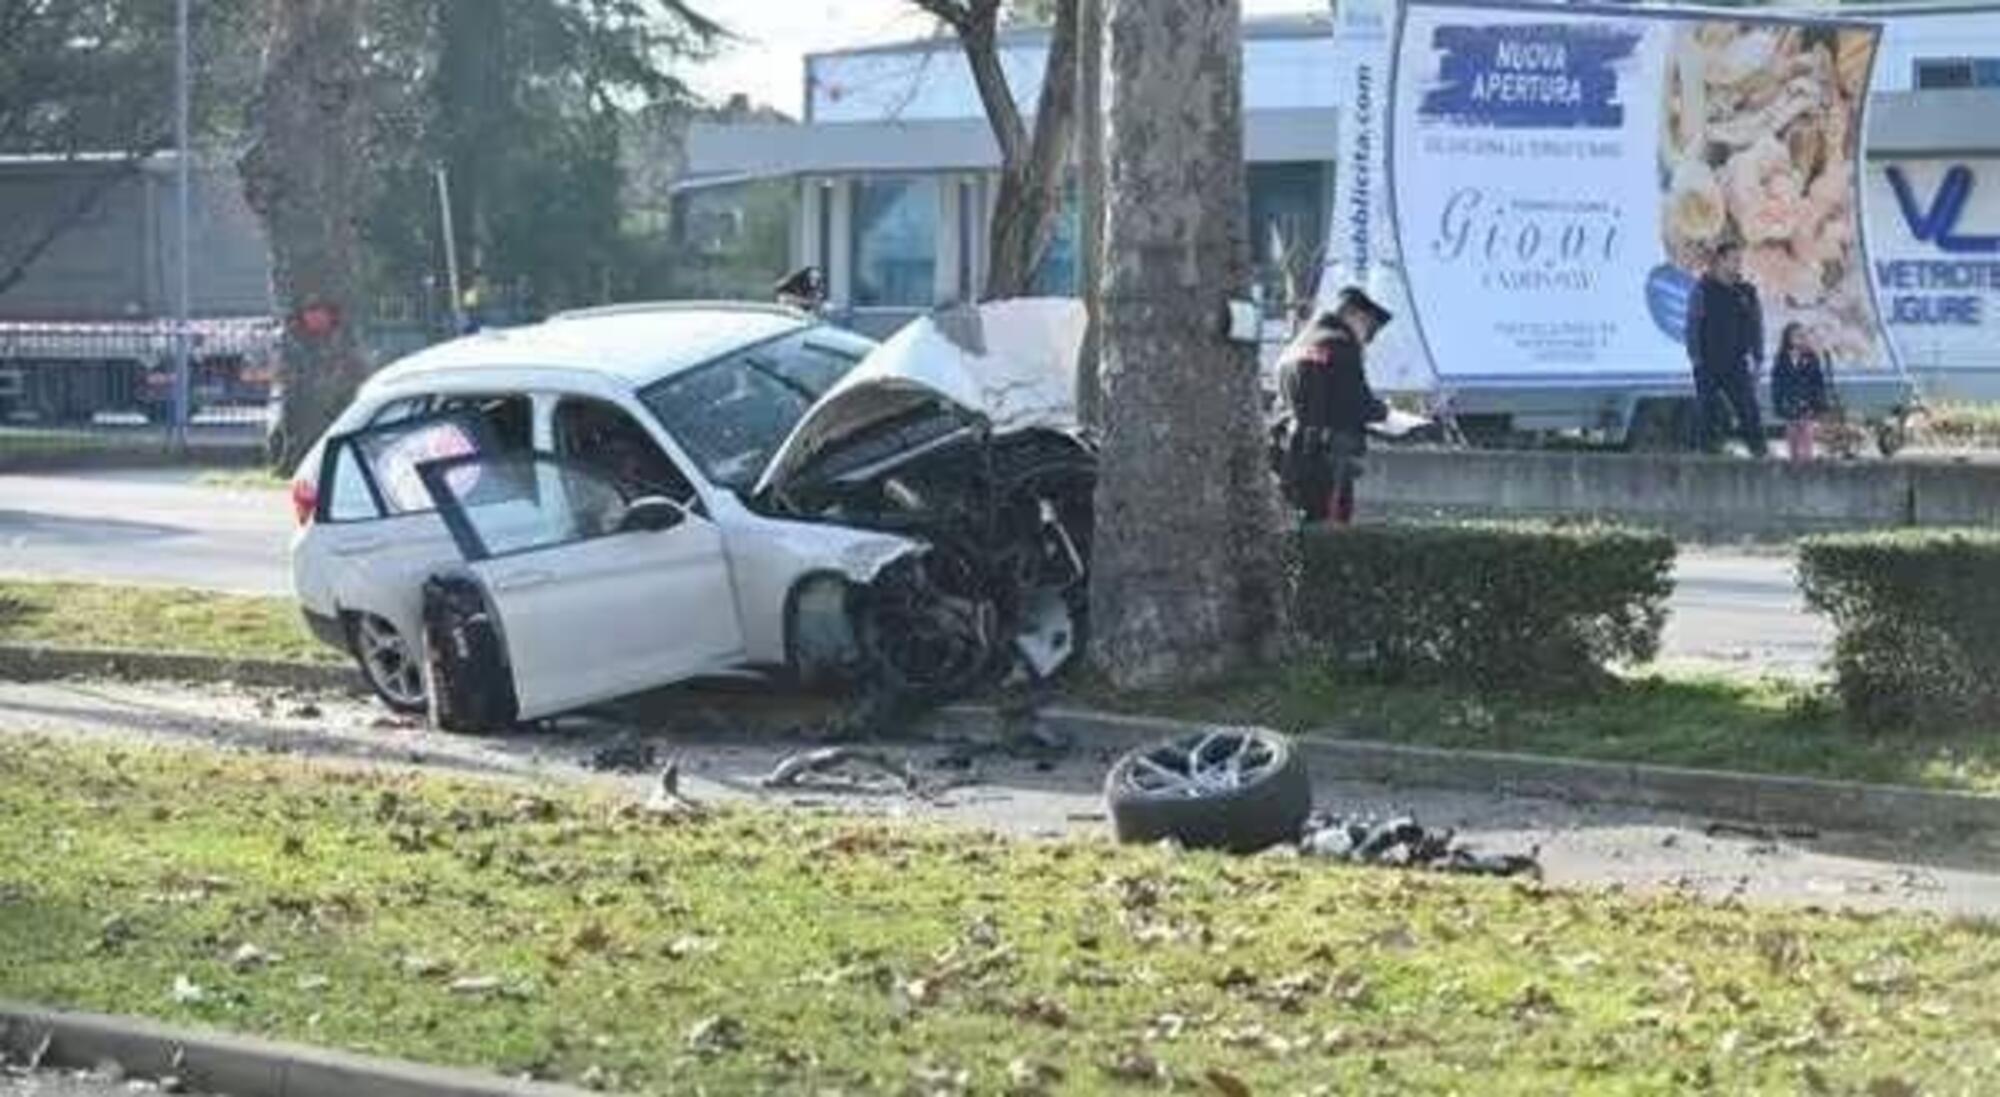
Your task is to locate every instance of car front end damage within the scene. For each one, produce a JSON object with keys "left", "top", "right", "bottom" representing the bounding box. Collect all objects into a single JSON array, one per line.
[{"left": 757, "top": 300, "right": 1096, "bottom": 707}]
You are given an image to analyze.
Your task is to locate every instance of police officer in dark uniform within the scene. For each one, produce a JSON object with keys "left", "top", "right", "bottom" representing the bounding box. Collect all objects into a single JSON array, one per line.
[{"left": 1278, "top": 287, "right": 1393, "bottom": 526}]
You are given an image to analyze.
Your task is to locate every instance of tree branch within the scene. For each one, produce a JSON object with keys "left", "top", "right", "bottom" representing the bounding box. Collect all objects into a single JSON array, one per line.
[
  {"left": 917, "top": 0, "right": 1026, "bottom": 164},
  {"left": 1025, "top": 0, "right": 1079, "bottom": 188}
]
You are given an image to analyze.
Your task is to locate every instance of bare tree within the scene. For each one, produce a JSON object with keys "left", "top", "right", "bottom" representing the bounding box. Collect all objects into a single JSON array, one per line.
[
  {"left": 239, "top": 0, "right": 374, "bottom": 469},
  {"left": 1087, "top": 0, "right": 1287, "bottom": 688},
  {"left": 910, "top": 0, "right": 1079, "bottom": 299}
]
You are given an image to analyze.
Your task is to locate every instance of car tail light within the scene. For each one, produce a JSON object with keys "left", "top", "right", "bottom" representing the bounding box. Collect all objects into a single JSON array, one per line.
[{"left": 291, "top": 478, "right": 318, "bottom": 527}]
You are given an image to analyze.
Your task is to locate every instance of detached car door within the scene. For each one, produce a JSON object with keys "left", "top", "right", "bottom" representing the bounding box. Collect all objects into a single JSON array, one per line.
[{"left": 416, "top": 451, "right": 743, "bottom": 720}]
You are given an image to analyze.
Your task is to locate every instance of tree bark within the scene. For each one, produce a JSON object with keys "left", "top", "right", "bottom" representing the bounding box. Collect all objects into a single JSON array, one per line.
[
  {"left": 1074, "top": 0, "right": 1104, "bottom": 428},
  {"left": 238, "top": 0, "right": 374, "bottom": 471},
  {"left": 1088, "top": 0, "right": 1288, "bottom": 689}
]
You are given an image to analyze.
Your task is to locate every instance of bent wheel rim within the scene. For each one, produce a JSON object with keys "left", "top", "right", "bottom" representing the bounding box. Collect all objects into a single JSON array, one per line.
[
  {"left": 356, "top": 615, "right": 425, "bottom": 708},
  {"left": 1121, "top": 730, "right": 1279, "bottom": 800}
]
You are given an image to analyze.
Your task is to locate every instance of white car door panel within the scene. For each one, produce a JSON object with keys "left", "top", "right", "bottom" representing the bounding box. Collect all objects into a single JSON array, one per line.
[
  {"left": 315, "top": 410, "right": 508, "bottom": 640},
  {"left": 419, "top": 452, "right": 745, "bottom": 720}
]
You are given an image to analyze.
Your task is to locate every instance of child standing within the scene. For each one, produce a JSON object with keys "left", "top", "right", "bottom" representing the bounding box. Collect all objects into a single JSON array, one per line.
[{"left": 1771, "top": 322, "right": 1831, "bottom": 464}]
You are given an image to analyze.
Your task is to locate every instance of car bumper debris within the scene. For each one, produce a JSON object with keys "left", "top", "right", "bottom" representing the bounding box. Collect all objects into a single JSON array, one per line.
[{"left": 1300, "top": 812, "right": 1542, "bottom": 878}]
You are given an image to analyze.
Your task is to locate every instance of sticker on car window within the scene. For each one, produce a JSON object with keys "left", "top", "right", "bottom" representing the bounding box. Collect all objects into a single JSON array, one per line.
[{"left": 374, "top": 422, "right": 480, "bottom": 511}]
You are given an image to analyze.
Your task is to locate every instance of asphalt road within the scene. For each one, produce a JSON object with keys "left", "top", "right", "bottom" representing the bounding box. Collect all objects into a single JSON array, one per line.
[
  {"left": 5, "top": 677, "right": 1998, "bottom": 916},
  {"left": 0, "top": 1069, "right": 172, "bottom": 1096},
  {"left": 0, "top": 468, "right": 1833, "bottom": 672}
]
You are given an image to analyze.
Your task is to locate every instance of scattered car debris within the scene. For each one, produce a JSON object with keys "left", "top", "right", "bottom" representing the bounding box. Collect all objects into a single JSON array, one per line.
[
  {"left": 762, "top": 745, "right": 919, "bottom": 794},
  {"left": 588, "top": 734, "right": 658, "bottom": 774},
  {"left": 1299, "top": 812, "right": 1542, "bottom": 878},
  {"left": 644, "top": 759, "right": 704, "bottom": 818},
  {"left": 1103, "top": 728, "right": 1540, "bottom": 875},
  {"left": 1706, "top": 820, "right": 1820, "bottom": 842}
]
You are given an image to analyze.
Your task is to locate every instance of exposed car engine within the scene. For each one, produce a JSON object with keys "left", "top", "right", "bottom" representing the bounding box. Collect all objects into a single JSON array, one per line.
[{"left": 760, "top": 405, "right": 1095, "bottom": 703}]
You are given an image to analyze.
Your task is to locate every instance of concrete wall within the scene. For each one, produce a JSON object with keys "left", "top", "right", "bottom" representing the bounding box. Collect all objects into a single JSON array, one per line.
[{"left": 1357, "top": 449, "right": 2000, "bottom": 539}]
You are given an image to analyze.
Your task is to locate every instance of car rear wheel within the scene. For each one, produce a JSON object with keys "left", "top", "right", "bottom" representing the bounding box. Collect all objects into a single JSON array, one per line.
[
  {"left": 348, "top": 612, "right": 427, "bottom": 714},
  {"left": 1105, "top": 728, "right": 1311, "bottom": 853}
]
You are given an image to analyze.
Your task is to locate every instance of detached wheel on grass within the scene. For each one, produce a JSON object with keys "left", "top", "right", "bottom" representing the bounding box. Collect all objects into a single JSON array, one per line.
[
  {"left": 1104, "top": 728, "right": 1311, "bottom": 853},
  {"left": 347, "top": 612, "right": 426, "bottom": 714}
]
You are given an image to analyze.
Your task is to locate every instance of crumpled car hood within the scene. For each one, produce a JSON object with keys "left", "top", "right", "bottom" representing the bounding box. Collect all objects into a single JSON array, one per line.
[{"left": 753, "top": 298, "right": 1086, "bottom": 497}]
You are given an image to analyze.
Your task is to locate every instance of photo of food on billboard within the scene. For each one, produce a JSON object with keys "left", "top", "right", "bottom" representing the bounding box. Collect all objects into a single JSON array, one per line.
[{"left": 1660, "top": 21, "right": 1882, "bottom": 369}]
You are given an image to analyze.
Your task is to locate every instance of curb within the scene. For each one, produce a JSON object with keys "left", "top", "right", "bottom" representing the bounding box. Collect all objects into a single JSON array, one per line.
[
  {"left": 0, "top": 1000, "right": 592, "bottom": 1097},
  {"left": 933, "top": 705, "right": 2000, "bottom": 838},
  {"left": 0, "top": 645, "right": 362, "bottom": 694},
  {"left": 5, "top": 646, "right": 1988, "bottom": 838}
]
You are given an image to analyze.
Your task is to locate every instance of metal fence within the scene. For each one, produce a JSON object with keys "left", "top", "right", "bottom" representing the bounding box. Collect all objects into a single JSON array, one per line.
[
  {"left": 0, "top": 280, "right": 629, "bottom": 468},
  {"left": 0, "top": 318, "right": 279, "bottom": 464}
]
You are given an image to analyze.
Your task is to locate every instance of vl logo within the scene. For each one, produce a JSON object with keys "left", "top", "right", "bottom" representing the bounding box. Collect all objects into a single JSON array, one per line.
[{"left": 1887, "top": 165, "right": 2000, "bottom": 254}]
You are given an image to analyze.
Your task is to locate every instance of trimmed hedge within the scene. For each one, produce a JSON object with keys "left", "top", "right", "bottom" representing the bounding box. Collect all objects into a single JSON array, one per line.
[
  {"left": 1298, "top": 522, "right": 1676, "bottom": 689},
  {"left": 1798, "top": 530, "right": 2000, "bottom": 730}
]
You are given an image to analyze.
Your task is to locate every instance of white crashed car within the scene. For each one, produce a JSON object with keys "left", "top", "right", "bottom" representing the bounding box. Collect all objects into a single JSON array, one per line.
[{"left": 289, "top": 299, "right": 1093, "bottom": 729}]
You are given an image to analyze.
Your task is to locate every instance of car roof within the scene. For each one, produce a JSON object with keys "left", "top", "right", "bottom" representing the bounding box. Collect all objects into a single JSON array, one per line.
[{"left": 363, "top": 303, "right": 815, "bottom": 393}]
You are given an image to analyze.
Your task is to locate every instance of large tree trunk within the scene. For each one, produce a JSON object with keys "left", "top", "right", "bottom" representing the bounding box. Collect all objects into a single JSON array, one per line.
[
  {"left": 239, "top": 0, "right": 373, "bottom": 471},
  {"left": 1088, "top": 0, "right": 1287, "bottom": 689},
  {"left": 1074, "top": 0, "right": 1104, "bottom": 428}
]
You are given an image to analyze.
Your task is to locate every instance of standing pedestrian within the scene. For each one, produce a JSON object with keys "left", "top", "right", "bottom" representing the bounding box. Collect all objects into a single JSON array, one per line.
[
  {"left": 1277, "top": 287, "right": 1392, "bottom": 527},
  {"left": 1683, "top": 240, "right": 1769, "bottom": 457},
  {"left": 1770, "top": 322, "right": 1831, "bottom": 464}
]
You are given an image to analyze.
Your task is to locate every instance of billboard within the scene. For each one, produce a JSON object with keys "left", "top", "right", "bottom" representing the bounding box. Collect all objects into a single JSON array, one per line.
[
  {"left": 1323, "top": 0, "right": 1435, "bottom": 393},
  {"left": 1390, "top": 0, "right": 1890, "bottom": 383},
  {"left": 1865, "top": 157, "right": 2000, "bottom": 379}
]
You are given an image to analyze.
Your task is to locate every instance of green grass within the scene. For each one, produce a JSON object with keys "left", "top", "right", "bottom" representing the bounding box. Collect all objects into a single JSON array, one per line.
[
  {"left": 1079, "top": 664, "right": 2000, "bottom": 796},
  {"left": 5, "top": 575, "right": 1994, "bottom": 794},
  {"left": 0, "top": 580, "right": 338, "bottom": 665},
  {"left": 195, "top": 467, "right": 288, "bottom": 490},
  {"left": 3, "top": 737, "right": 1997, "bottom": 1095}
]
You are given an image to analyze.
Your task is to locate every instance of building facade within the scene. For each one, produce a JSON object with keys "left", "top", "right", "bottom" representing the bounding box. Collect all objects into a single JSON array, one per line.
[{"left": 686, "top": 3, "right": 2000, "bottom": 395}]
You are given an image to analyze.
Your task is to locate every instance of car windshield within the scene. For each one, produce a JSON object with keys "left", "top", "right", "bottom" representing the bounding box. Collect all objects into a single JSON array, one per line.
[{"left": 639, "top": 328, "right": 866, "bottom": 490}]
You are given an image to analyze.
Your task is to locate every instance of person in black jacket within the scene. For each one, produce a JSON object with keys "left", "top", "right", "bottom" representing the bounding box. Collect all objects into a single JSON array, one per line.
[
  {"left": 1684, "top": 241, "right": 1769, "bottom": 456},
  {"left": 1278, "top": 287, "right": 1392, "bottom": 526},
  {"left": 1770, "top": 321, "right": 1831, "bottom": 464}
]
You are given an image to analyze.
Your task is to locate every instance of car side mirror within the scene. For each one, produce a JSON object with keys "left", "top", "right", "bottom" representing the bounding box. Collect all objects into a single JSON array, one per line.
[{"left": 620, "top": 496, "right": 685, "bottom": 533}]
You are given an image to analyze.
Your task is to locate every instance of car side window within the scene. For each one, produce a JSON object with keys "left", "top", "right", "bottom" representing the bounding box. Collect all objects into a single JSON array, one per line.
[
  {"left": 437, "top": 394, "right": 533, "bottom": 453},
  {"left": 368, "top": 396, "right": 432, "bottom": 426},
  {"left": 323, "top": 442, "right": 380, "bottom": 522},
  {"left": 423, "top": 453, "right": 645, "bottom": 561},
  {"left": 551, "top": 397, "right": 696, "bottom": 505},
  {"left": 320, "top": 394, "right": 531, "bottom": 522}
]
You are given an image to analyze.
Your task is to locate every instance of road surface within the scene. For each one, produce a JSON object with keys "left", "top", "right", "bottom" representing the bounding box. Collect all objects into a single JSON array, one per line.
[
  {"left": 0, "top": 469, "right": 1834, "bottom": 672},
  {"left": 0, "top": 1070, "right": 173, "bottom": 1096},
  {"left": 3, "top": 677, "right": 1997, "bottom": 916}
]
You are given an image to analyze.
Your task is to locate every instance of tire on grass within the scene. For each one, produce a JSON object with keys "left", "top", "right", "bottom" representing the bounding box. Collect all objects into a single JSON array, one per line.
[{"left": 1104, "top": 728, "right": 1311, "bottom": 854}]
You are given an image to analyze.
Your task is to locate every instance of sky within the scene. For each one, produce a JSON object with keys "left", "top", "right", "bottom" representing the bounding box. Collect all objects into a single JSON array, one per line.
[{"left": 685, "top": 0, "right": 1325, "bottom": 116}]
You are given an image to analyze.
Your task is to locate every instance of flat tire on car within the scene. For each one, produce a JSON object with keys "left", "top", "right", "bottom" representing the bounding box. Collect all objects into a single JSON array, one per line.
[
  {"left": 421, "top": 574, "right": 518, "bottom": 735},
  {"left": 347, "top": 612, "right": 427, "bottom": 714},
  {"left": 1104, "top": 728, "right": 1311, "bottom": 853}
]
